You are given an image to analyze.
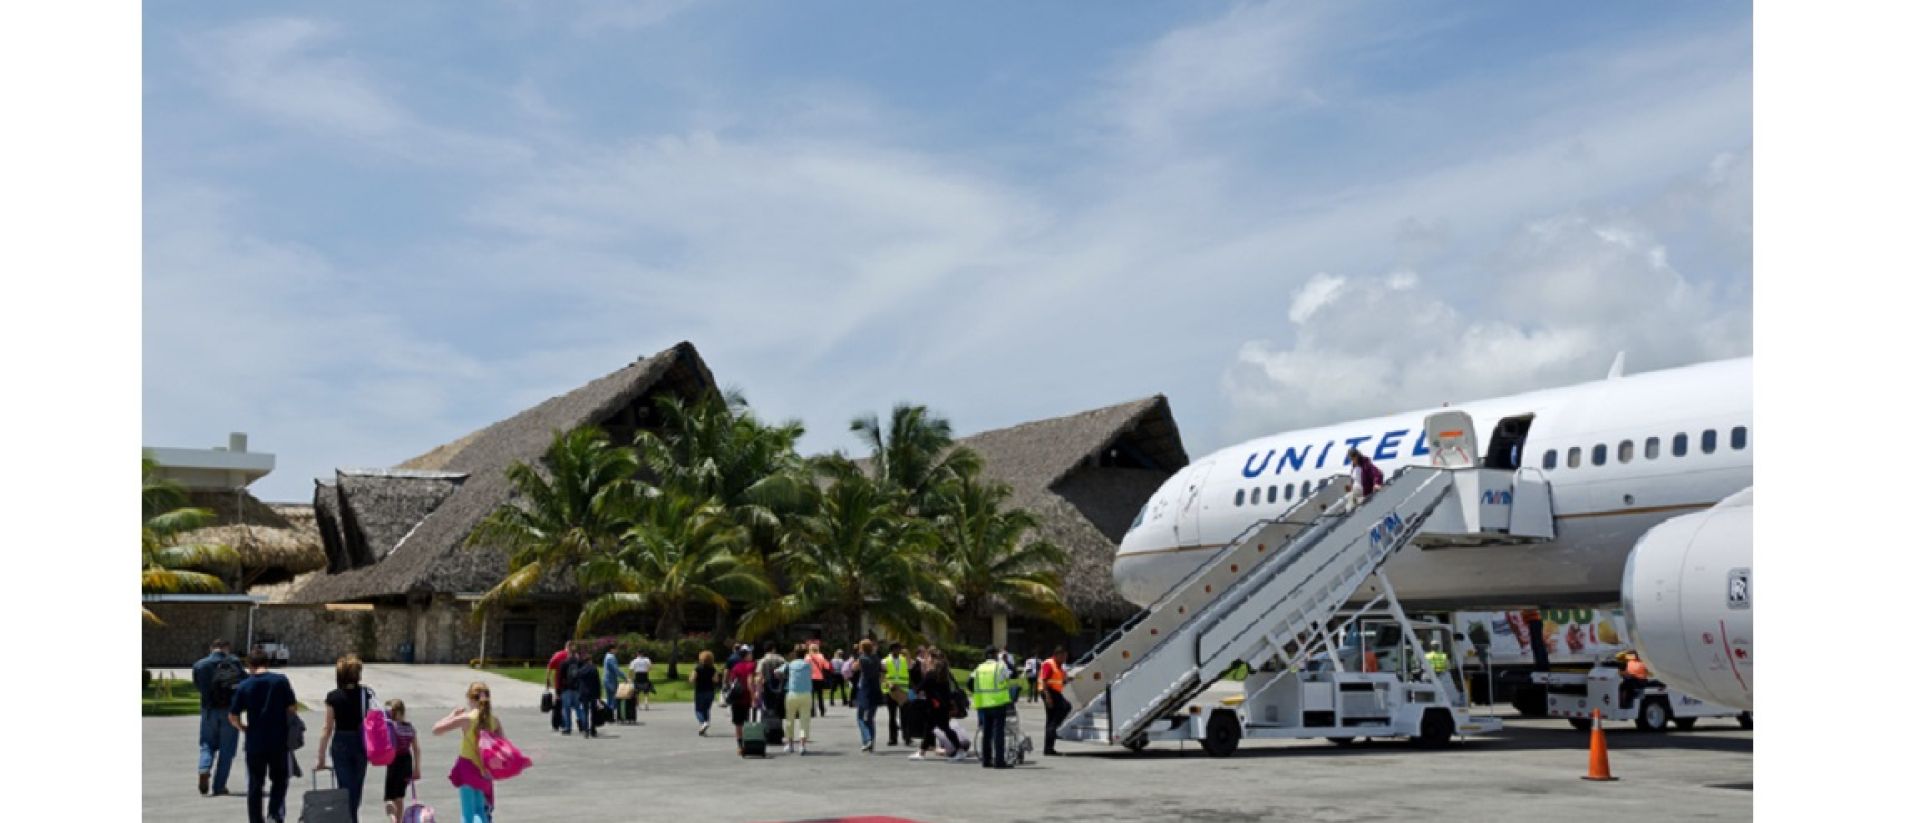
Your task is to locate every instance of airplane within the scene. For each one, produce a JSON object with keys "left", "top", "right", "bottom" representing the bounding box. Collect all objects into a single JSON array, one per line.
[{"left": 1112, "top": 355, "right": 1753, "bottom": 710}]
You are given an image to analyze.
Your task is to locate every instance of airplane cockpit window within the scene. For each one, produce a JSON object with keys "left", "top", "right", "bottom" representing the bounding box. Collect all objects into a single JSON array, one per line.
[
  {"left": 1129, "top": 504, "right": 1146, "bottom": 532},
  {"left": 1732, "top": 426, "right": 1748, "bottom": 449},
  {"left": 1673, "top": 433, "right": 1688, "bottom": 457},
  {"left": 1618, "top": 440, "right": 1634, "bottom": 463},
  {"left": 1592, "top": 443, "right": 1608, "bottom": 466},
  {"left": 1645, "top": 436, "right": 1660, "bottom": 459},
  {"left": 1702, "top": 429, "right": 1718, "bottom": 454},
  {"left": 1568, "top": 447, "right": 1583, "bottom": 468},
  {"left": 1543, "top": 449, "right": 1557, "bottom": 470}
]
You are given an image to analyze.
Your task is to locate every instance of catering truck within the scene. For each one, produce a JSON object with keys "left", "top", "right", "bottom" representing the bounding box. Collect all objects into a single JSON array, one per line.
[{"left": 1448, "top": 608, "right": 1633, "bottom": 713}]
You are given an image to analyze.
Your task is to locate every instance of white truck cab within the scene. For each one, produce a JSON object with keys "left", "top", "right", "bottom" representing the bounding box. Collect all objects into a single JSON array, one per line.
[{"left": 1533, "top": 664, "right": 1751, "bottom": 731}]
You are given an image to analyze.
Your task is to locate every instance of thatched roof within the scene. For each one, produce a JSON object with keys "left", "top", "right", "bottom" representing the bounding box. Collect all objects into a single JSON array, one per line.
[
  {"left": 290, "top": 342, "right": 715, "bottom": 604},
  {"left": 335, "top": 470, "right": 466, "bottom": 567},
  {"left": 175, "top": 491, "right": 327, "bottom": 585},
  {"left": 943, "top": 396, "right": 1188, "bottom": 620}
]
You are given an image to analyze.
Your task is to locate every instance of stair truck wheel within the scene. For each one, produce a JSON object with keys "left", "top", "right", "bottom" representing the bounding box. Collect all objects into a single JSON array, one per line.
[
  {"left": 1635, "top": 698, "right": 1670, "bottom": 732},
  {"left": 1672, "top": 717, "right": 1698, "bottom": 730},
  {"left": 1566, "top": 717, "right": 1592, "bottom": 732},
  {"left": 1737, "top": 711, "right": 1752, "bottom": 730},
  {"left": 1200, "top": 710, "right": 1241, "bottom": 758},
  {"left": 1413, "top": 708, "right": 1455, "bottom": 749},
  {"left": 1121, "top": 735, "right": 1149, "bottom": 753}
]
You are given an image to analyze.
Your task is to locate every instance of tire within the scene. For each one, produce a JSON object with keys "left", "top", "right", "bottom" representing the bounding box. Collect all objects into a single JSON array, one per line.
[
  {"left": 1672, "top": 717, "right": 1698, "bottom": 730},
  {"left": 1635, "top": 699, "right": 1670, "bottom": 732},
  {"left": 1121, "top": 736, "right": 1149, "bottom": 753},
  {"left": 1327, "top": 736, "right": 1357, "bottom": 746},
  {"left": 1567, "top": 717, "right": 1592, "bottom": 732},
  {"left": 1200, "top": 711, "right": 1241, "bottom": 758},
  {"left": 1413, "top": 709, "right": 1455, "bottom": 749},
  {"left": 1737, "top": 712, "right": 1753, "bottom": 731}
]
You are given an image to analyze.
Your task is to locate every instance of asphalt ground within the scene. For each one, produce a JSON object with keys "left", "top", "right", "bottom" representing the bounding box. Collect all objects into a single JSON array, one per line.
[{"left": 147, "top": 666, "right": 1751, "bottom": 823}]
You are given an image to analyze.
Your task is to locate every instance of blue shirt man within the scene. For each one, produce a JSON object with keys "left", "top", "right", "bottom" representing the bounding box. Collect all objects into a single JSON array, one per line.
[
  {"left": 228, "top": 652, "right": 298, "bottom": 823},
  {"left": 190, "top": 640, "right": 242, "bottom": 796}
]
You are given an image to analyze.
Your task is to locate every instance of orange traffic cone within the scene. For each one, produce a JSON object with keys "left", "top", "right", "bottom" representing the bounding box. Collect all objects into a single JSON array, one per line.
[{"left": 1582, "top": 708, "right": 1618, "bottom": 781}]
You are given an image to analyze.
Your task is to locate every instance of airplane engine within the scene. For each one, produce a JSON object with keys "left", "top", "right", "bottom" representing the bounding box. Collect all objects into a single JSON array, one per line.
[{"left": 1621, "top": 489, "right": 1752, "bottom": 711}]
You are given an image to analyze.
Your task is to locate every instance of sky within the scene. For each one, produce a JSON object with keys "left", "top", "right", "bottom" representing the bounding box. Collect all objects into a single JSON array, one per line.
[{"left": 143, "top": 1, "right": 1753, "bottom": 504}]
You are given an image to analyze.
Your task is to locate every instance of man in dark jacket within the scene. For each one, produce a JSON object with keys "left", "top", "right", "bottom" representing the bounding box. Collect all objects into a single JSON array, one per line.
[
  {"left": 228, "top": 648, "right": 298, "bottom": 823},
  {"left": 567, "top": 649, "right": 603, "bottom": 738},
  {"left": 191, "top": 639, "right": 244, "bottom": 796}
]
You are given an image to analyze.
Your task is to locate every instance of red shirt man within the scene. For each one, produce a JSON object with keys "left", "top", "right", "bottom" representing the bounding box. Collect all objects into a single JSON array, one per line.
[{"left": 546, "top": 647, "right": 571, "bottom": 690}]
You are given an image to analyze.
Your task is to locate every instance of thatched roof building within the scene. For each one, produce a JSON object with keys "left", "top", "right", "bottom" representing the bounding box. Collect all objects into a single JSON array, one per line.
[
  {"left": 949, "top": 395, "right": 1187, "bottom": 623},
  {"left": 291, "top": 342, "right": 715, "bottom": 606},
  {"left": 176, "top": 490, "right": 327, "bottom": 586}
]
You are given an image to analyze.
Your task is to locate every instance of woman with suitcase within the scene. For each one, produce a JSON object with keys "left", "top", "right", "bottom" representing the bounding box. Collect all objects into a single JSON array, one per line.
[{"left": 314, "top": 655, "right": 371, "bottom": 822}]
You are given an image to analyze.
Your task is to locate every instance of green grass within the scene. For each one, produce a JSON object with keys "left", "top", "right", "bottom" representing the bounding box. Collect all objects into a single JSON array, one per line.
[
  {"left": 479, "top": 665, "right": 703, "bottom": 703},
  {"left": 143, "top": 679, "right": 202, "bottom": 717}
]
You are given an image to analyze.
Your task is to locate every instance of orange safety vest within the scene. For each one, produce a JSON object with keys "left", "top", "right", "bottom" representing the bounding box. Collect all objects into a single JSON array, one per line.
[
  {"left": 1625, "top": 659, "right": 1649, "bottom": 679},
  {"left": 1039, "top": 659, "right": 1066, "bottom": 692}
]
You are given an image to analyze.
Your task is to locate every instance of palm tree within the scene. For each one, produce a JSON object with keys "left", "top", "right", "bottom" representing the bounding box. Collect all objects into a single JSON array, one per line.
[
  {"left": 850, "top": 403, "right": 982, "bottom": 516},
  {"left": 466, "top": 426, "right": 639, "bottom": 615},
  {"left": 738, "top": 456, "right": 953, "bottom": 644},
  {"left": 575, "top": 490, "right": 773, "bottom": 679},
  {"left": 141, "top": 457, "right": 238, "bottom": 624},
  {"left": 633, "top": 391, "right": 810, "bottom": 566},
  {"left": 930, "top": 472, "right": 1078, "bottom": 644}
]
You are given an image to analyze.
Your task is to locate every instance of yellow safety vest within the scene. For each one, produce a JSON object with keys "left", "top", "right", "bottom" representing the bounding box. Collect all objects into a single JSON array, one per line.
[
  {"left": 1425, "top": 650, "right": 1450, "bottom": 673},
  {"left": 972, "top": 661, "right": 1012, "bottom": 709},
  {"left": 884, "top": 655, "right": 911, "bottom": 687}
]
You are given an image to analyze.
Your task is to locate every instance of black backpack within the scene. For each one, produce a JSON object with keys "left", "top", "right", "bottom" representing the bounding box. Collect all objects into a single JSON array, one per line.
[
  {"left": 764, "top": 661, "right": 787, "bottom": 696},
  {"left": 209, "top": 656, "right": 246, "bottom": 709}
]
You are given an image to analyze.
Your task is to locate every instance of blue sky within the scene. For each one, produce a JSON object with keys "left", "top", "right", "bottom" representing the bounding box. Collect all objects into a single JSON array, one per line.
[{"left": 143, "top": 1, "right": 1752, "bottom": 503}]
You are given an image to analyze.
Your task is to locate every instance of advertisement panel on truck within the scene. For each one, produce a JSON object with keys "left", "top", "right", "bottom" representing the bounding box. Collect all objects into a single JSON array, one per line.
[{"left": 1456, "top": 608, "right": 1631, "bottom": 665}]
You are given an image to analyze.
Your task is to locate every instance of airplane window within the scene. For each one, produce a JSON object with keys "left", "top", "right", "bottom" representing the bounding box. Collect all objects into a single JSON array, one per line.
[
  {"left": 1543, "top": 449, "right": 1557, "bottom": 470},
  {"left": 1618, "top": 440, "right": 1634, "bottom": 463},
  {"left": 1645, "top": 437, "right": 1660, "bottom": 460},
  {"left": 1702, "top": 429, "right": 1717, "bottom": 454},
  {"left": 1285, "top": 483, "right": 1295, "bottom": 501},
  {"left": 1234, "top": 489, "right": 1244, "bottom": 507},
  {"left": 1732, "top": 426, "right": 1748, "bottom": 450},
  {"left": 1130, "top": 505, "right": 1146, "bottom": 531},
  {"left": 1592, "top": 443, "right": 1608, "bottom": 466},
  {"left": 1568, "top": 447, "right": 1582, "bottom": 468},
  {"left": 1672, "top": 433, "right": 1688, "bottom": 457},
  {"left": 1267, "top": 485, "right": 1278, "bottom": 504}
]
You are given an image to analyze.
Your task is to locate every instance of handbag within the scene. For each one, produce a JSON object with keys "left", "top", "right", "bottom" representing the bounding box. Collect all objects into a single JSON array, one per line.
[
  {"left": 540, "top": 691, "right": 554, "bottom": 714},
  {"left": 287, "top": 712, "right": 307, "bottom": 751},
  {"left": 362, "top": 687, "right": 398, "bottom": 767},
  {"left": 615, "top": 683, "right": 635, "bottom": 700},
  {"left": 477, "top": 728, "right": 531, "bottom": 780}
]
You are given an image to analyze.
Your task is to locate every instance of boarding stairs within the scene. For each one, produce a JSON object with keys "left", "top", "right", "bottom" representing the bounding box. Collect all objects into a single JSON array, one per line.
[{"left": 1060, "top": 438, "right": 1553, "bottom": 747}]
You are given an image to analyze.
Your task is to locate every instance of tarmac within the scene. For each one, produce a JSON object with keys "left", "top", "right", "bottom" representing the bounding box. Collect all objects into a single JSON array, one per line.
[{"left": 145, "top": 665, "right": 1751, "bottom": 822}]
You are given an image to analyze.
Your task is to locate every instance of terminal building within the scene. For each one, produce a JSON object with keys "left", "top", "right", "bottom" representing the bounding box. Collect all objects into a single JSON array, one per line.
[{"left": 144, "top": 341, "right": 1188, "bottom": 666}]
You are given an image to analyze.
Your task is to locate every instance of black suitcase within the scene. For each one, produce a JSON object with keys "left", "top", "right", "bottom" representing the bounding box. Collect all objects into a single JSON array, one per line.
[
  {"left": 540, "top": 691, "right": 554, "bottom": 714},
  {"left": 300, "top": 766, "right": 352, "bottom": 823},
  {"left": 764, "top": 716, "right": 784, "bottom": 747},
  {"left": 741, "top": 720, "right": 768, "bottom": 757},
  {"left": 591, "top": 700, "right": 610, "bottom": 729}
]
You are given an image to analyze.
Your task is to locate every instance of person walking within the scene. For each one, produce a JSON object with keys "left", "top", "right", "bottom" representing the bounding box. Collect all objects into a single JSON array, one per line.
[
  {"left": 566, "top": 649, "right": 603, "bottom": 738},
  {"left": 191, "top": 638, "right": 244, "bottom": 797},
  {"left": 315, "top": 654, "right": 372, "bottom": 822},
  {"left": 227, "top": 647, "right": 298, "bottom": 823},
  {"left": 628, "top": 650, "right": 654, "bottom": 713},
  {"left": 910, "top": 650, "right": 964, "bottom": 761},
  {"left": 881, "top": 643, "right": 911, "bottom": 746},
  {"left": 432, "top": 682, "right": 501, "bottom": 823},
  {"left": 380, "top": 700, "right": 421, "bottom": 823},
  {"left": 545, "top": 644, "right": 570, "bottom": 733},
  {"left": 756, "top": 642, "right": 788, "bottom": 727},
  {"left": 1022, "top": 654, "right": 1041, "bottom": 704},
  {"left": 725, "top": 647, "right": 758, "bottom": 754},
  {"left": 691, "top": 651, "right": 718, "bottom": 736},
  {"left": 1347, "top": 447, "right": 1385, "bottom": 506},
  {"left": 1039, "top": 646, "right": 1072, "bottom": 756},
  {"left": 806, "top": 642, "right": 831, "bottom": 718},
  {"left": 784, "top": 644, "right": 816, "bottom": 754},
  {"left": 602, "top": 647, "right": 626, "bottom": 721},
  {"left": 853, "top": 639, "right": 883, "bottom": 752},
  {"left": 831, "top": 650, "right": 852, "bottom": 707},
  {"left": 972, "top": 646, "right": 1015, "bottom": 769}
]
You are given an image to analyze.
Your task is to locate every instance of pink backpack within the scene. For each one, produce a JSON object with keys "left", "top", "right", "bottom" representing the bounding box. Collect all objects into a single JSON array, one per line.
[
  {"left": 362, "top": 689, "right": 397, "bottom": 767},
  {"left": 477, "top": 728, "right": 531, "bottom": 780},
  {"left": 401, "top": 780, "right": 436, "bottom": 823}
]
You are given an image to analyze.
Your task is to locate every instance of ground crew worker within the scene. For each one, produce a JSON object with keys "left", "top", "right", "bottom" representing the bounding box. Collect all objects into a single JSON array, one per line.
[
  {"left": 1424, "top": 647, "right": 1450, "bottom": 676},
  {"left": 973, "top": 646, "right": 1014, "bottom": 769},
  {"left": 1618, "top": 650, "right": 1650, "bottom": 706},
  {"left": 1038, "top": 646, "right": 1071, "bottom": 756},
  {"left": 882, "top": 643, "right": 912, "bottom": 746}
]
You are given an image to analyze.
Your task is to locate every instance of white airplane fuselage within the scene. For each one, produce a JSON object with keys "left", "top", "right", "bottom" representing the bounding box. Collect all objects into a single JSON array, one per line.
[{"left": 1114, "top": 358, "right": 1753, "bottom": 610}]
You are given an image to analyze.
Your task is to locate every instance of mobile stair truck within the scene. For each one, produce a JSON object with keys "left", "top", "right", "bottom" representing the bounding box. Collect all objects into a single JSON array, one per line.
[{"left": 1058, "top": 411, "right": 1555, "bottom": 755}]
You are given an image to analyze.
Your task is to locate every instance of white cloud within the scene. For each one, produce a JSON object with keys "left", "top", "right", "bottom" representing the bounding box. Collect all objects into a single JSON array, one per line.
[{"left": 1288, "top": 273, "right": 1347, "bottom": 324}]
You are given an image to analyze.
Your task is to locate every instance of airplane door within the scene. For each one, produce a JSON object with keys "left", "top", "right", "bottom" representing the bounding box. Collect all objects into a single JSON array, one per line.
[
  {"left": 1174, "top": 460, "right": 1214, "bottom": 547},
  {"left": 1425, "top": 411, "right": 1480, "bottom": 468}
]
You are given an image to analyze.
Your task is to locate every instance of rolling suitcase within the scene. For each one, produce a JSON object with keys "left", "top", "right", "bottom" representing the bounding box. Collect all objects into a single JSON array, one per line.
[
  {"left": 763, "top": 715, "right": 784, "bottom": 747},
  {"left": 300, "top": 766, "right": 352, "bottom": 823},
  {"left": 740, "top": 720, "right": 768, "bottom": 757}
]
